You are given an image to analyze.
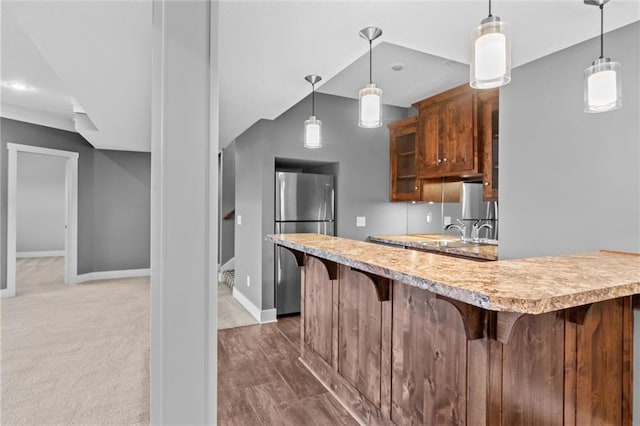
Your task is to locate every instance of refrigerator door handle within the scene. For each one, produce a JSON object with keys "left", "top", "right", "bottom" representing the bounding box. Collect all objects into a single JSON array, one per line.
[{"left": 275, "top": 246, "right": 282, "bottom": 283}]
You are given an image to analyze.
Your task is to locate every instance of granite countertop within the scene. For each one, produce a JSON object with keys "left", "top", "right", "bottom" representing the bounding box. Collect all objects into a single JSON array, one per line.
[
  {"left": 266, "top": 233, "right": 640, "bottom": 314},
  {"left": 368, "top": 234, "right": 498, "bottom": 261}
]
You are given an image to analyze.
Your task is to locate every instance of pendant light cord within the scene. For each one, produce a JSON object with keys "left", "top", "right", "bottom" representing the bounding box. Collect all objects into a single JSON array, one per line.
[
  {"left": 599, "top": 4, "right": 604, "bottom": 59},
  {"left": 369, "top": 40, "right": 373, "bottom": 84},
  {"left": 311, "top": 83, "right": 315, "bottom": 116},
  {"left": 488, "top": 0, "right": 492, "bottom": 17}
]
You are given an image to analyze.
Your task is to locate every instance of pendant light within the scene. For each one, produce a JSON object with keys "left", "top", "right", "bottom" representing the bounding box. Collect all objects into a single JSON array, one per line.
[
  {"left": 470, "top": 0, "right": 511, "bottom": 89},
  {"left": 358, "top": 27, "right": 383, "bottom": 128},
  {"left": 304, "top": 75, "right": 322, "bottom": 149},
  {"left": 584, "top": 0, "right": 621, "bottom": 113}
]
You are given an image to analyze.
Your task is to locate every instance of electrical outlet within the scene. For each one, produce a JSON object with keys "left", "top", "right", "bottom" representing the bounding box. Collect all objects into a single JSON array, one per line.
[
  {"left": 426, "top": 212, "right": 432, "bottom": 224},
  {"left": 356, "top": 216, "right": 366, "bottom": 227},
  {"left": 246, "top": 275, "right": 250, "bottom": 287},
  {"left": 237, "top": 215, "right": 242, "bottom": 226},
  {"left": 444, "top": 216, "right": 452, "bottom": 226}
]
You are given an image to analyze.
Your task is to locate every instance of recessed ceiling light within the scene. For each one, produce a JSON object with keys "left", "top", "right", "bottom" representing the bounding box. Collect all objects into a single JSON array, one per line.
[
  {"left": 3, "top": 81, "right": 34, "bottom": 91},
  {"left": 391, "top": 64, "right": 404, "bottom": 71}
]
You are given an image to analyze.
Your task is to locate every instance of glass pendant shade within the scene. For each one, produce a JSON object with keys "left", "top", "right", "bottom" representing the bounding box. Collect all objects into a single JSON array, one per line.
[
  {"left": 470, "top": 17, "right": 511, "bottom": 89},
  {"left": 584, "top": 59, "right": 621, "bottom": 113},
  {"left": 358, "top": 83, "right": 383, "bottom": 128},
  {"left": 304, "top": 116, "right": 322, "bottom": 149}
]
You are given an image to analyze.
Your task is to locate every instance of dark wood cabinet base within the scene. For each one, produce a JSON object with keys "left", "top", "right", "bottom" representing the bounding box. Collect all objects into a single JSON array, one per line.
[{"left": 300, "top": 254, "right": 634, "bottom": 425}]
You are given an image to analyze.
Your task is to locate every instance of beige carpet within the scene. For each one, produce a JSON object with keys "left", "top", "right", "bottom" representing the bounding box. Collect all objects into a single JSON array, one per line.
[
  {"left": 1, "top": 257, "right": 150, "bottom": 425},
  {"left": 1, "top": 257, "right": 259, "bottom": 425}
]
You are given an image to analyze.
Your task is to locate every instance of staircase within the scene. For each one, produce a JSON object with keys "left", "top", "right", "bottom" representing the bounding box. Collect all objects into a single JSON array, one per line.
[{"left": 221, "top": 269, "right": 235, "bottom": 289}]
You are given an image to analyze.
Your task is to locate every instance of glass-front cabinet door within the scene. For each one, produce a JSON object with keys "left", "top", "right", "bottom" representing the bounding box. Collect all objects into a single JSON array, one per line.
[{"left": 389, "top": 116, "right": 420, "bottom": 202}]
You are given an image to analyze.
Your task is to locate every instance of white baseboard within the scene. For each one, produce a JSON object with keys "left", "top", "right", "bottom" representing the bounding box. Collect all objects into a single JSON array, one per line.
[
  {"left": 260, "top": 307, "right": 277, "bottom": 324},
  {"left": 75, "top": 268, "right": 150, "bottom": 284},
  {"left": 232, "top": 287, "right": 277, "bottom": 324},
  {"left": 17, "top": 250, "right": 65, "bottom": 258},
  {"left": 0, "top": 268, "right": 150, "bottom": 297},
  {"left": 0, "top": 288, "right": 16, "bottom": 299}
]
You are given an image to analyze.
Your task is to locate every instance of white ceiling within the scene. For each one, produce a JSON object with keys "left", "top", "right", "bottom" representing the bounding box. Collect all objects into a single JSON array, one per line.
[
  {"left": 2, "top": 1, "right": 151, "bottom": 152},
  {"left": 2, "top": 1, "right": 639, "bottom": 152},
  {"left": 1, "top": 8, "right": 75, "bottom": 132}
]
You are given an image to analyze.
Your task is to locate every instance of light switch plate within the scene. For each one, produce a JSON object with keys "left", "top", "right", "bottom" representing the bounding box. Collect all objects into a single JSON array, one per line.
[
  {"left": 444, "top": 216, "right": 452, "bottom": 226},
  {"left": 356, "top": 216, "right": 366, "bottom": 227},
  {"left": 237, "top": 215, "right": 242, "bottom": 226}
]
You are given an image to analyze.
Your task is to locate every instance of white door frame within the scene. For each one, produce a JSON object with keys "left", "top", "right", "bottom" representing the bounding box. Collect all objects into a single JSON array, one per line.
[{"left": 3, "top": 142, "right": 79, "bottom": 298}]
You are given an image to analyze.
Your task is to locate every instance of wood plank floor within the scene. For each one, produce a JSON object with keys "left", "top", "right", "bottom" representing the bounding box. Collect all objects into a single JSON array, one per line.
[{"left": 217, "top": 316, "right": 357, "bottom": 425}]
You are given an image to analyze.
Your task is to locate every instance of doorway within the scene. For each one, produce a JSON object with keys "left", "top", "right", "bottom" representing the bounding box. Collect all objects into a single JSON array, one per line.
[{"left": 3, "top": 143, "right": 78, "bottom": 298}]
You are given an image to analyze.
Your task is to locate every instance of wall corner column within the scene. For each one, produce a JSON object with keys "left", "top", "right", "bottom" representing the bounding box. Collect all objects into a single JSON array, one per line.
[{"left": 150, "top": 1, "right": 219, "bottom": 424}]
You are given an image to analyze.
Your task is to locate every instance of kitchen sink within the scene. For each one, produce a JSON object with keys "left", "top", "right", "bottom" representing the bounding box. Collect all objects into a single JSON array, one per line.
[
  {"left": 402, "top": 235, "right": 497, "bottom": 249},
  {"left": 444, "top": 241, "right": 491, "bottom": 248},
  {"left": 412, "top": 234, "right": 456, "bottom": 241},
  {"left": 418, "top": 239, "right": 456, "bottom": 247},
  {"left": 419, "top": 239, "right": 494, "bottom": 248}
]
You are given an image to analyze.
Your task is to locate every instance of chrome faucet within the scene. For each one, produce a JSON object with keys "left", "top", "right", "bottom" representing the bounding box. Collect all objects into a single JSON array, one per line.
[
  {"left": 471, "top": 220, "right": 493, "bottom": 242},
  {"left": 444, "top": 219, "right": 467, "bottom": 241}
]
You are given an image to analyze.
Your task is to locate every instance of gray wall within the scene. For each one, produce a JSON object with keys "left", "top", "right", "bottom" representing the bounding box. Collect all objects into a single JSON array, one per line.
[
  {"left": 219, "top": 141, "right": 235, "bottom": 266},
  {"left": 16, "top": 152, "right": 67, "bottom": 253},
  {"left": 235, "top": 123, "right": 267, "bottom": 308},
  {"left": 91, "top": 150, "right": 151, "bottom": 272},
  {"left": 0, "top": 118, "right": 151, "bottom": 288},
  {"left": 500, "top": 22, "right": 639, "bottom": 259},
  {"left": 235, "top": 92, "right": 443, "bottom": 311}
]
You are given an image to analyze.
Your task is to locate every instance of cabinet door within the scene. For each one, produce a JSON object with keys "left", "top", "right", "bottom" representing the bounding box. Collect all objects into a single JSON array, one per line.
[
  {"left": 442, "top": 92, "right": 475, "bottom": 174},
  {"left": 390, "top": 118, "right": 420, "bottom": 202},
  {"left": 478, "top": 90, "right": 499, "bottom": 201},
  {"left": 417, "top": 104, "right": 442, "bottom": 177}
]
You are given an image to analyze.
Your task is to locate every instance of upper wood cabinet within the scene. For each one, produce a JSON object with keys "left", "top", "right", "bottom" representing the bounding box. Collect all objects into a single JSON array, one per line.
[
  {"left": 388, "top": 116, "right": 420, "bottom": 202},
  {"left": 413, "top": 84, "right": 477, "bottom": 178},
  {"left": 478, "top": 89, "right": 499, "bottom": 201},
  {"left": 388, "top": 84, "right": 499, "bottom": 203}
]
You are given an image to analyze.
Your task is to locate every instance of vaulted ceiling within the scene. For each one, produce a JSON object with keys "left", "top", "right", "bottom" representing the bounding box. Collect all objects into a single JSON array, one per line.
[{"left": 2, "top": 1, "right": 639, "bottom": 152}]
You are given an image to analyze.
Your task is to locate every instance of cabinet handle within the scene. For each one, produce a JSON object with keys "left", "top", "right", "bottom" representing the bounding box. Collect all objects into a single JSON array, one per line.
[
  {"left": 484, "top": 182, "right": 490, "bottom": 186},
  {"left": 437, "top": 159, "right": 442, "bottom": 164},
  {"left": 414, "top": 186, "right": 418, "bottom": 190},
  {"left": 443, "top": 158, "right": 448, "bottom": 162}
]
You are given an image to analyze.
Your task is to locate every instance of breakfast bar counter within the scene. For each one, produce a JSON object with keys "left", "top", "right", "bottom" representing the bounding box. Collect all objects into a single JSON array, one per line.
[
  {"left": 269, "top": 233, "right": 639, "bottom": 314},
  {"left": 267, "top": 233, "right": 640, "bottom": 425}
]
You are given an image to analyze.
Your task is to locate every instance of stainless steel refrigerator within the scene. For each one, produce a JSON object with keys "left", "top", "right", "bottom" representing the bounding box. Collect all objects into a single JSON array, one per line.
[{"left": 275, "top": 171, "right": 335, "bottom": 316}]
